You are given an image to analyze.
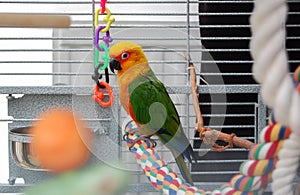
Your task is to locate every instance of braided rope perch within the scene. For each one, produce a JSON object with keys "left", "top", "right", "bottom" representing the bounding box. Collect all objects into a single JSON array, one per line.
[
  {"left": 123, "top": 114, "right": 291, "bottom": 194},
  {"left": 121, "top": 0, "right": 300, "bottom": 194},
  {"left": 250, "top": 0, "right": 300, "bottom": 194}
]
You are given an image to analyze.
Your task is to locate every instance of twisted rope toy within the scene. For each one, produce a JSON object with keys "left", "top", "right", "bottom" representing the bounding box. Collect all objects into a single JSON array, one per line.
[
  {"left": 250, "top": 0, "right": 300, "bottom": 194},
  {"left": 123, "top": 113, "right": 291, "bottom": 194},
  {"left": 121, "top": 0, "right": 300, "bottom": 194}
]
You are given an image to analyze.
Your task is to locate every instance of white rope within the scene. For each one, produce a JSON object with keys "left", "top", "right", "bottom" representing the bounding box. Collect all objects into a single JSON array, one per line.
[{"left": 250, "top": 0, "right": 300, "bottom": 194}]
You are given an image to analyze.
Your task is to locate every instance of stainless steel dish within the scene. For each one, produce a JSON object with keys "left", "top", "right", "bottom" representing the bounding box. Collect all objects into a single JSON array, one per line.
[{"left": 9, "top": 127, "right": 44, "bottom": 171}]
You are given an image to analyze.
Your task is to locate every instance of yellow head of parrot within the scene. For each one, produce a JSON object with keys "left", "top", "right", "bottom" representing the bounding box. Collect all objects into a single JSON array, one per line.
[{"left": 109, "top": 41, "right": 148, "bottom": 77}]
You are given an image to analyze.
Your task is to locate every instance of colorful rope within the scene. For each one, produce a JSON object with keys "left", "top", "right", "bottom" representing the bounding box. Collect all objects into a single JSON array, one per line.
[
  {"left": 250, "top": 0, "right": 300, "bottom": 193},
  {"left": 123, "top": 113, "right": 291, "bottom": 194},
  {"left": 123, "top": 121, "right": 207, "bottom": 195},
  {"left": 222, "top": 116, "right": 291, "bottom": 194},
  {"left": 271, "top": 66, "right": 300, "bottom": 194}
]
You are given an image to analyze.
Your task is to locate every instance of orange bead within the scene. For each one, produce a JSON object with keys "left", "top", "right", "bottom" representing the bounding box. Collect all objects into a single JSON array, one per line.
[{"left": 30, "top": 108, "right": 93, "bottom": 173}]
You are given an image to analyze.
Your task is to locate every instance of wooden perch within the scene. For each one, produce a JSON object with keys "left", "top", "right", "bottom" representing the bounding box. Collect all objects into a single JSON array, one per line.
[
  {"left": 185, "top": 53, "right": 255, "bottom": 151},
  {"left": 0, "top": 13, "right": 71, "bottom": 28}
]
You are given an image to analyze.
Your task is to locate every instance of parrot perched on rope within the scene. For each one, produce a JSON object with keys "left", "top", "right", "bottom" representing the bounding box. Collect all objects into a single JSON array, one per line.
[{"left": 109, "top": 41, "right": 195, "bottom": 185}]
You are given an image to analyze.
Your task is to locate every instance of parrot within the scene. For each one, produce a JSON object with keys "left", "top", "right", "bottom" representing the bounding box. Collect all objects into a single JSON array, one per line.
[{"left": 109, "top": 41, "right": 195, "bottom": 185}]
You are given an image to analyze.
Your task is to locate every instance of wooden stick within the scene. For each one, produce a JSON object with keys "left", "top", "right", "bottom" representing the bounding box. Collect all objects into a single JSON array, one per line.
[
  {"left": 184, "top": 53, "right": 255, "bottom": 150},
  {"left": 187, "top": 57, "right": 204, "bottom": 132},
  {"left": 0, "top": 13, "right": 71, "bottom": 28},
  {"left": 203, "top": 128, "right": 254, "bottom": 149}
]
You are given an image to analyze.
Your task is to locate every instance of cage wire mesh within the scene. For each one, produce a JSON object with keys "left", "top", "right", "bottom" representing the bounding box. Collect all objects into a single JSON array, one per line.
[{"left": 0, "top": 0, "right": 300, "bottom": 194}]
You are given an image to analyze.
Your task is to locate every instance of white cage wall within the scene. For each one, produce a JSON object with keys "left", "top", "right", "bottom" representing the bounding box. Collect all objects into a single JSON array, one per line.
[{"left": 0, "top": 0, "right": 299, "bottom": 194}]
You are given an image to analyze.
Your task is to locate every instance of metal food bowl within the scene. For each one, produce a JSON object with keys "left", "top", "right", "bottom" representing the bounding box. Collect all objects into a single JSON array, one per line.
[{"left": 9, "top": 127, "right": 44, "bottom": 171}]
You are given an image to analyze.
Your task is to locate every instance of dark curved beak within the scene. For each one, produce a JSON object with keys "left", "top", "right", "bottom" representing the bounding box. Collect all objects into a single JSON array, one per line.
[{"left": 109, "top": 58, "right": 122, "bottom": 73}]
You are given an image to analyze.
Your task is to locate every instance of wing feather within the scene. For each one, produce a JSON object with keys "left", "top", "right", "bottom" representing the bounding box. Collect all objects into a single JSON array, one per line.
[{"left": 128, "top": 70, "right": 193, "bottom": 161}]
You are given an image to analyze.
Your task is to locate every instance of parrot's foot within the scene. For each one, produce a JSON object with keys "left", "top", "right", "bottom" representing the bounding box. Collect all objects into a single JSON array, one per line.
[
  {"left": 123, "top": 128, "right": 157, "bottom": 150},
  {"left": 128, "top": 135, "right": 157, "bottom": 151},
  {"left": 123, "top": 128, "right": 140, "bottom": 141}
]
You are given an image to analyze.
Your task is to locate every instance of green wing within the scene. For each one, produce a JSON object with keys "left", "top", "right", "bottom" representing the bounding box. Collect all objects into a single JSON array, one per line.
[
  {"left": 128, "top": 70, "right": 192, "bottom": 158},
  {"left": 128, "top": 70, "right": 179, "bottom": 138}
]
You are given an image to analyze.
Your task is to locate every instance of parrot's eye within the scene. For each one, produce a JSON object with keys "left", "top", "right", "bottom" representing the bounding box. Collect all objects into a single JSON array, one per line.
[{"left": 121, "top": 52, "right": 129, "bottom": 60}]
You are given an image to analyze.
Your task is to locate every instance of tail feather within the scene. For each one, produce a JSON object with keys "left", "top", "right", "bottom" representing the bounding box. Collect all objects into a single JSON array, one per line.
[
  {"left": 171, "top": 149, "right": 194, "bottom": 186},
  {"left": 182, "top": 143, "right": 196, "bottom": 163}
]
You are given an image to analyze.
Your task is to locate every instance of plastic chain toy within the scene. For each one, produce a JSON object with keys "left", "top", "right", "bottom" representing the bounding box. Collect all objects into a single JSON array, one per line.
[
  {"left": 121, "top": 0, "right": 300, "bottom": 194},
  {"left": 92, "top": 0, "right": 115, "bottom": 107}
]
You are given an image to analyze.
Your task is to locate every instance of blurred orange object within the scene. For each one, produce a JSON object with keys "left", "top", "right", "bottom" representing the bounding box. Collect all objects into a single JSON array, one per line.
[{"left": 30, "top": 108, "right": 93, "bottom": 173}]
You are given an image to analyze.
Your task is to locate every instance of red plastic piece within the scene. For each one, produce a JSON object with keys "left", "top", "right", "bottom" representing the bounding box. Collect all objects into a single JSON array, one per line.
[
  {"left": 93, "top": 81, "right": 113, "bottom": 107},
  {"left": 100, "top": 0, "right": 107, "bottom": 14}
]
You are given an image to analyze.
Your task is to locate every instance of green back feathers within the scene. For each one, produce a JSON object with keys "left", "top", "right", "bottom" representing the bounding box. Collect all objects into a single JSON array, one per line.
[{"left": 128, "top": 69, "right": 180, "bottom": 138}]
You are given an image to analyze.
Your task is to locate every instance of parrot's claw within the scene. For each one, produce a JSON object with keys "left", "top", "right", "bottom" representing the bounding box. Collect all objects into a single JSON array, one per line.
[
  {"left": 128, "top": 135, "right": 157, "bottom": 151},
  {"left": 123, "top": 128, "right": 140, "bottom": 141}
]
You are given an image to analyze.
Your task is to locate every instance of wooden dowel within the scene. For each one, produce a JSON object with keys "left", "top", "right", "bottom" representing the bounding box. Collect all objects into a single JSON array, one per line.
[
  {"left": 0, "top": 13, "right": 71, "bottom": 28},
  {"left": 202, "top": 128, "right": 255, "bottom": 149}
]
